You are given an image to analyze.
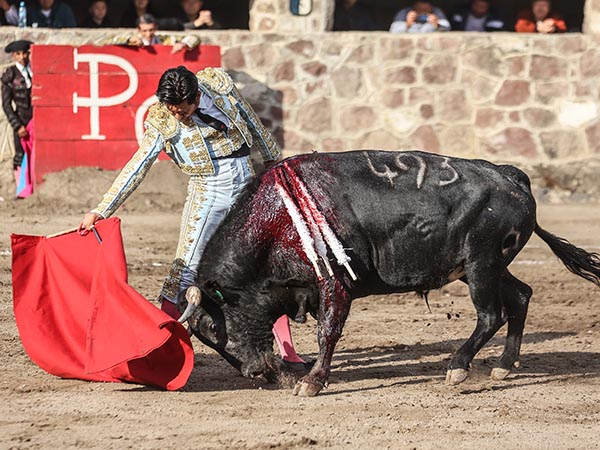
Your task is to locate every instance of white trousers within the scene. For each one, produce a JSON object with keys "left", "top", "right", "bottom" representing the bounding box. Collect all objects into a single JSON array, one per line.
[{"left": 161, "top": 155, "right": 253, "bottom": 303}]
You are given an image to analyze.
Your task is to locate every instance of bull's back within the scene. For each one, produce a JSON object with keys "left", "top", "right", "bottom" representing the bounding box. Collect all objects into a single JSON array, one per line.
[{"left": 289, "top": 150, "right": 537, "bottom": 291}]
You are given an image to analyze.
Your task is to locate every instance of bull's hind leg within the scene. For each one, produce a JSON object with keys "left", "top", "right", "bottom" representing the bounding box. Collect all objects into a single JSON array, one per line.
[
  {"left": 293, "top": 277, "right": 351, "bottom": 397},
  {"left": 446, "top": 269, "right": 506, "bottom": 385},
  {"left": 491, "top": 271, "right": 532, "bottom": 381}
]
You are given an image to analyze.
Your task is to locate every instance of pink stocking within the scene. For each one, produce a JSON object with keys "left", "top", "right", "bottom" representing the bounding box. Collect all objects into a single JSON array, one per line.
[{"left": 272, "top": 315, "right": 304, "bottom": 363}]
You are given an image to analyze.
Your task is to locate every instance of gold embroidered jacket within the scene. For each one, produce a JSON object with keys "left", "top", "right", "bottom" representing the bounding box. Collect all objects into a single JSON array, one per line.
[{"left": 92, "top": 67, "right": 279, "bottom": 219}]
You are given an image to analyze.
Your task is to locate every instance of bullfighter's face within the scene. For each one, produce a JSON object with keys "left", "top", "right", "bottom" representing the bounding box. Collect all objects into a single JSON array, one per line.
[
  {"left": 11, "top": 50, "right": 29, "bottom": 67},
  {"left": 165, "top": 93, "right": 200, "bottom": 122},
  {"left": 181, "top": 287, "right": 282, "bottom": 381}
]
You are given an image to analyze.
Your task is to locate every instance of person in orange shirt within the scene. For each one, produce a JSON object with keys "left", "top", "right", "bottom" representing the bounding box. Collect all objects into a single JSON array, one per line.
[{"left": 515, "top": 0, "right": 566, "bottom": 33}]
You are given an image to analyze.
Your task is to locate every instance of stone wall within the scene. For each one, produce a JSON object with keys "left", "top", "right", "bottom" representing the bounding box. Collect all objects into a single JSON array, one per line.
[{"left": 0, "top": 27, "right": 599, "bottom": 198}]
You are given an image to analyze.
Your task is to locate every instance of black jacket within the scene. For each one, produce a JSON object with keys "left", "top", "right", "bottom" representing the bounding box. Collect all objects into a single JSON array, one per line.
[
  {"left": 27, "top": 0, "right": 77, "bottom": 28},
  {"left": 1, "top": 65, "right": 33, "bottom": 131},
  {"left": 450, "top": 6, "right": 505, "bottom": 31}
]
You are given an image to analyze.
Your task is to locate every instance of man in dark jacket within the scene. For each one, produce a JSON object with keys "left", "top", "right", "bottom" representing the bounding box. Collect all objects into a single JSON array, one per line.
[
  {"left": 2, "top": 40, "right": 33, "bottom": 190},
  {"left": 27, "top": 0, "right": 77, "bottom": 28},
  {"left": 450, "top": 0, "right": 505, "bottom": 31}
]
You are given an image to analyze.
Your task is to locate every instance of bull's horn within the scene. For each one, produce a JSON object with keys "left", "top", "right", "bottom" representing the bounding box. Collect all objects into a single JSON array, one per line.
[{"left": 178, "top": 286, "right": 202, "bottom": 323}]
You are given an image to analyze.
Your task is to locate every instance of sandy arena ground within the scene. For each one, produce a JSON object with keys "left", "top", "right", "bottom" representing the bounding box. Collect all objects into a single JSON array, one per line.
[{"left": 0, "top": 163, "right": 599, "bottom": 450}]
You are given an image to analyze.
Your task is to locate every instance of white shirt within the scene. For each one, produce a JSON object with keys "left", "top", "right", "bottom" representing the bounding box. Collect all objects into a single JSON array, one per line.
[{"left": 15, "top": 62, "right": 32, "bottom": 89}]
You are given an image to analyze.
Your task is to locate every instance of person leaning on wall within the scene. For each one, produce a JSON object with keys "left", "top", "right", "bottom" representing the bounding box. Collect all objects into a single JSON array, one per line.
[
  {"left": 102, "top": 13, "right": 200, "bottom": 54},
  {"left": 515, "top": 0, "right": 566, "bottom": 33}
]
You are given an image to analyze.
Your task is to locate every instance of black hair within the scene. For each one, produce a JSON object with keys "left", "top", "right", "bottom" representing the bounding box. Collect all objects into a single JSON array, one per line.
[
  {"left": 155, "top": 66, "right": 199, "bottom": 105},
  {"left": 137, "top": 13, "right": 157, "bottom": 27}
]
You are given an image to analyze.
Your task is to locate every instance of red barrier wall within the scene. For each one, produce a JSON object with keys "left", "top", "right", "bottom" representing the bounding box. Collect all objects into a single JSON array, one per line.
[{"left": 31, "top": 44, "right": 221, "bottom": 182}]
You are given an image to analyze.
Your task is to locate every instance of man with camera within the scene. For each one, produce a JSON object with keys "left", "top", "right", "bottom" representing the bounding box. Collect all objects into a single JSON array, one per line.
[{"left": 389, "top": 0, "right": 450, "bottom": 33}]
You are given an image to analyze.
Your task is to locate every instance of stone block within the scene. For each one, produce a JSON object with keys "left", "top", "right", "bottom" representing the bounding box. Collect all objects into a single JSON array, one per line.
[
  {"left": 438, "top": 90, "right": 471, "bottom": 122},
  {"left": 410, "top": 125, "right": 440, "bottom": 153},
  {"left": 585, "top": 120, "right": 600, "bottom": 153},
  {"left": 222, "top": 47, "right": 246, "bottom": 70},
  {"left": 301, "top": 61, "right": 328, "bottom": 77},
  {"left": 286, "top": 40, "right": 316, "bottom": 58},
  {"left": 460, "top": 69, "right": 496, "bottom": 103},
  {"left": 283, "top": 129, "right": 315, "bottom": 153},
  {"left": 495, "top": 80, "right": 530, "bottom": 106},
  {"left": 420, "top": 104, "right": 433, "bottom": 119},
  {"left": 422, "top": 55, "right": 456, "bottom": 84},
  {"left": 540, "top": 130, "right": 583, "bottom": 159},
  {"left": 475, "top": 108, "right": 504, "bottom": 128},
  {"left": 379, "top": 37, "right": 414, "bottom": 61},
  {"left": 440, "top": 126, "right": 477, "bottom": 156},
  {"left": 534, "top": 82, "right": 569, "bottom": 103},
  {"left": 485, "top": 128, "right": 537, "bottom": 158},
  {"left": 524, "top": 108, "right": 556, "bottom": 128},
  {"left": 530, "top": 55, "right": 567, "bottom": 80},
  {"left": 296, "top": 97, "right": 332, "bottom": 133},
  {"left": 348, "top": 44, "right": 374, "bottom": 63},
  {"left": 507, "top": 56, "right": 527, "bottom": 77},
  {"left": 381, "top": 89, "right": 405, "bottom": 108},
  {"left": 246, "top": 43, "right": 278, "bottom": 69},
  {"left": 272, "top": 60, "right": 295, "bottom": 82},
  {"left": 354, "top": 129, "right": 404, "bottom": 151},
  {"left": 340, "top": 106, "right": 377, "bottom": 132},
  {"left": 384, "top": 66, "right": 416, "bottom": 85},
  {"left": 463, "top": 47, "right": 506, "bottom": 78},
  {"left": 321, "top": 138, "right": 346, "bottom": 152},
  {"left": 580, "top": 48, "right": 600, "bottom": 77},
  {"left": 332, "top": 66, "right": 362, "bottom": 98}
]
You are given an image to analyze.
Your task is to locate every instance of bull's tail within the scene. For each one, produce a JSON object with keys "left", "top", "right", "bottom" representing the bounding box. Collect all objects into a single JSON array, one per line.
[{"left": 534, "top": 224, "right": 600, "bottom": 286}]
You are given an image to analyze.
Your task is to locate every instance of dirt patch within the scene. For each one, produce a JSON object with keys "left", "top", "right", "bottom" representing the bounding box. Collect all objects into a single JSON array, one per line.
[{"left": 1, "top": 163, "right": 599, "bottom": 450}]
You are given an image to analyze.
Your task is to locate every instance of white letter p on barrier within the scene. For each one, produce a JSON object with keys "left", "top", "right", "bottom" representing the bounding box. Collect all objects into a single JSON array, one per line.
[{"left": 73, "top": 49, "right": 139, "bottom": 140}]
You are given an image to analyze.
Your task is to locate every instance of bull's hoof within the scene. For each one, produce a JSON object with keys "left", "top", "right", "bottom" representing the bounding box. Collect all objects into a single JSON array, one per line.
[
  {"left": 445, "top": 368, "right": 469, "bottom": 385},
  {"left": 490, "top": 367, "right": 511, "bottom": 381},
  {"left": 292, "top": 380, "right": 323, "bottom": 397}
]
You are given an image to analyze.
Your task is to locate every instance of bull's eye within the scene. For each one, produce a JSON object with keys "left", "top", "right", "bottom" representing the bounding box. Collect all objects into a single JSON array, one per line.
[{"left": 209, "top": 323, "right": 217, "bottom": 332}]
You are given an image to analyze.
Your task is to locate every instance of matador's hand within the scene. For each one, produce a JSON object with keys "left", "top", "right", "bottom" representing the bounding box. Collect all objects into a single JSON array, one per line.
[{"left": 78, "top": 212, "right": 102, "bottom": 235}]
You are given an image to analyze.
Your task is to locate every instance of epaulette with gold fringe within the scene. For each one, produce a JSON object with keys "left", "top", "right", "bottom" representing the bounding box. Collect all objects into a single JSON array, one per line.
[
  {"left": 196, "top": 67, "right": 233, "bottom": 95},
  {"left": 144, "top": 102, "right": 180, "bottom": 140}
]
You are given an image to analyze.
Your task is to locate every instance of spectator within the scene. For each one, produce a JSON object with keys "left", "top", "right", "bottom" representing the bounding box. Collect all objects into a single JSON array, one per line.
[
  {"left": 105, "top": 13, "right": 199, "bottom": 54},
  {"left": 119, "top": 0, "right": 155, "bottom": 28},
  {"left": 0, "top": 0, "right": 18, "bottom": 26},
  {"left": 389, "top": 1, "right": 450, "bottom": 33},
  {"left": 450, "top": 0, "right": 505, "bottom": 32},
  {"left": 27, "top": 0, "right": 78, "bottom": 28},
  {"left": 333, "top": 0, "right": 377, "bottom": 31},
  {"left": 2, "top": 40, "right": 34, "bottom": 198},
  {"left": 81, "top": 0, "right": 113, "bottom": 28},
  {"left": 177, "top": 0, "right": 221, "bottom": 30},
  {"left": 515, "top": 0, "right": 566, "bottom": 33}
]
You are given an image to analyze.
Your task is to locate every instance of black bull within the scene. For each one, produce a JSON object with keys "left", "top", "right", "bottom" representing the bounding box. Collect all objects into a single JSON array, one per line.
[{"left": 178, "top": 150, "right": 600, "bottom": 396}]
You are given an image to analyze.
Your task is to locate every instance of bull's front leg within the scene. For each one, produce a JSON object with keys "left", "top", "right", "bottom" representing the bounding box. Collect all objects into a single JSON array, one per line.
[{"left": 293, "top": 277, "right": 351, "bottom": 397}]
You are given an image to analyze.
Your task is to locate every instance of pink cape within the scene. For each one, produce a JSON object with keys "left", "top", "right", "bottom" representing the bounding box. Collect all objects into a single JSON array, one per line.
[
  {"left": 15, "top": 119, "right": 34, "bottom": 198},
  {"left": 11, "top": 218, "right": 195, "bottom": 390}
]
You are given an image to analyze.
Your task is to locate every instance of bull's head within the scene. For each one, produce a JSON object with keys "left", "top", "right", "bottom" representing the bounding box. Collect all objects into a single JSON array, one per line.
[{"left": 178, "top": 286, "right": 283, "bottom": 381}]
